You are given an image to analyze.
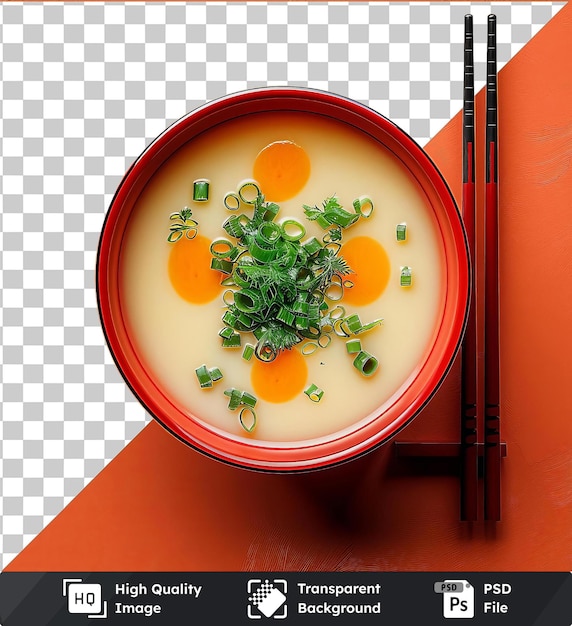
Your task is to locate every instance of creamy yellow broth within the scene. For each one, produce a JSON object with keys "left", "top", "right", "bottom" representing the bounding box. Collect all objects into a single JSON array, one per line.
[{"left": 119, "top": 111, "right": 444, "bottom": 443}]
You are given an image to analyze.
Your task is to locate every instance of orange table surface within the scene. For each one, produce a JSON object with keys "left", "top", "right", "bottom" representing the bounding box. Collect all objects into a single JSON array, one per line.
[{"left": 6, "top": 3, "right": 572, "bottom": 573}]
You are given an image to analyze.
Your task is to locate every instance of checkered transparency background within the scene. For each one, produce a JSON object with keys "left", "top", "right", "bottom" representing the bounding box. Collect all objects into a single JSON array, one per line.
[{"left": 0, "top": 2, "right": 563, "bottom": 569}]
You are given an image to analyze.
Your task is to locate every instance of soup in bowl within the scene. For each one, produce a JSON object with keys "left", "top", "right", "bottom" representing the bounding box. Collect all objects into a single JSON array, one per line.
[{"left": 97, "top": 88, "right": 469, "bottom": 471}]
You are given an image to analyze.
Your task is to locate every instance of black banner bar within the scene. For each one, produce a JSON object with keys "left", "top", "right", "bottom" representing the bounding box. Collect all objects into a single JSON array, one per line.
[{"left": 0, "top": 572, "right": 570, "bottom": 625}]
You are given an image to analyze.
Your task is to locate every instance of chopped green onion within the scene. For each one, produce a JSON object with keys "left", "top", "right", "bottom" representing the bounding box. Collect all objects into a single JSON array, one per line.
[
  {"left": 295, "top": 315, "right": 310, "bottom": 331},
  {"left": 224, "top": 387, "right": 258, "bottom": 420},
  {"left": 222, "top": 332, "right": 241, "bottom": 348},
  {"left": 280, "top": 219, "right": 306, "bottom": 242},
  {"left": 333, "top": 317, "right": 350, "bottom": 337},
  {"left": 209, "top": 367, "right": 223, "bottom": 382},
  {"left": 315, "top": 214, "right": 331, "bottom": 229},
  {"left": 304, "top": 383, "right": 324, "bottom": 403},
  {"left": 219, "top": 326, "right": 235, "bottom": 339},
  {"left": 221, "top": 276, "right": 237, "bottom": 287},
  {"left": 396, "top": 222, "right": 407, "bottom": 241},
  {"left": 355, "top": 318, "right": 384, "bottom": 334},
  {"left": 195, "top": 364, "right": 223, "bottom": 388},
  {"left": 206, "top": 187, "right": 376, "bottom": 366},
  {"left": 241, "top": 391, "right": 257, "bottom": 408},
  {"left": 210, "top": 257, "right": 234, "bottom": 274},
  {"left": 329, "top": 305, "right": 346, "bottom": 320},
  {"left": 195, "top": 364, "right": 213, "bottom": 388},
  {"left": 193, "top": 179, "right": 210, "bottom": 202},
  {"left": 346, "top": 338, "right": 362, "bottom": 354},
  {"left": 259, "top": 201, "right": 280, "bottom": 222},
  {"left": 255, "top": 341, "right": 277, "bottom": 362},
  {"left": 210, "top": 238, "right": 235, "bottom": 258},
  {"left": 299, "top": 325, "right": 321, "bottom": 340},
  {"left": 301, "top": 342, "right": 319, "bottom": 356},
  {"left": 323, "top": 241, "right": 342, "bottom": 256},
  {"left": 276, "top": 307, "right": 296, "bottom": 327},
  {"left": 224, "top": 387, "right": 244, "bottom": 410},
  {"left": 222, "top": 289, "right": 235, "bottom": 306},
  {"left": 237, "top": 311, "right": 257, "bottom": 331},
  {"left": 232, "top": 264, "right": 252, "bottom": 289},
  {"left": 257, "top": 221, "right": 282, "bottom": 245},
  {"left": 234, "top": 288, "right": 264, "bottom": 313},
  {"left": 249, "top": 240, "right": 278, "bottom": 263},
  {"left": 302, "top": 237, "right": 323, "bottom": 255},
  {"left": 242, "top": 343, "right": 255, "bottom": 361},
  {"left": 224, "top": 192, "right": 240, "bottom": 211},
  {"left": 252, "top": 326, "right": 266, "bottom": 341},
  {"left": 167, "top": 230, "right": 183, "bottom": 243},
  {"left": 223, "top": 214, "right": 246, "bottom": 237},
  {"left": 352, "top": 195, "right": 374, "bottom": 218},
  {"left": 237, "top": 179, "right": 261, "bottom": 204},
  {"left": 339, "top": 314, "right": 383, "bottom": 336},
  {"left": 222, "top": 309, "right": 239, "bottom": 327},
  {"left": 353, "top": 350, "right": 379, "bottom": 377},
  {"left": 345, "top": 313, "right": 363, "bottom": 334},
  {"left": 324, "top": 282, "right": 343, "bottom": 301},
  {"left": 292, "top": 299, "right": 309, "bottom": 314},
  {"left": 400, "top": 266, "right": 412, "bottom": 287},
  {"left": 239, "top": 407, "right": 257, "bottom": 432}
]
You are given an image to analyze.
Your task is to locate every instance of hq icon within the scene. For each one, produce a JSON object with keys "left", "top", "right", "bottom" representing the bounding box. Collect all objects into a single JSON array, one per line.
[{"left": 63, "top": 578, "right": 108, "bottom": 619}]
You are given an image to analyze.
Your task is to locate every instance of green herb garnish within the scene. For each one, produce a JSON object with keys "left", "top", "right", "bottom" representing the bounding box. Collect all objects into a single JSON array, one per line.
[
  {"left": 167, "top": 207, "right": 198, "bottom": 242},
  {"left": 303, "top": 195, "right": 363, "bottom": 230},
  {"left": 213, "top": 191, "right": 357, "bottom": 362}
]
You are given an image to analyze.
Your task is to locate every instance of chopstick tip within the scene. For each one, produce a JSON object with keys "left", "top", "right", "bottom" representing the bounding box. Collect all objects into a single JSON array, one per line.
[{"left": 464, "top": 14, "right": 473, "bottom": 35}]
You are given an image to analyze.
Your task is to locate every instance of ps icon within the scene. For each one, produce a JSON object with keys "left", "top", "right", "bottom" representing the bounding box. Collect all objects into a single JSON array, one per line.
[{"left": 434, "top": 579, "right": 474, "bottom": 619}]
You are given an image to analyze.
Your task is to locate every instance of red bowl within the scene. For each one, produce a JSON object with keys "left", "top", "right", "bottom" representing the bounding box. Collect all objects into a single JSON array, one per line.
[{"left": 97, "top": 87, "right": 470, "bottom": 472}]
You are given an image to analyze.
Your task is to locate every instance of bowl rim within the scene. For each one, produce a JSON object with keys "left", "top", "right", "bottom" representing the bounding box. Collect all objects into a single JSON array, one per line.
[{"left": 97, "top": 86, "right": 470, "bottom": 472}]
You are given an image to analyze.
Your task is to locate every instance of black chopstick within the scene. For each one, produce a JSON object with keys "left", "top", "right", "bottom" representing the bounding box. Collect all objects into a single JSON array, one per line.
[
  {"left": 484, "top": 13, "right": 501, "bottom": 522},
  {"left": 460, "top": 14, "right": 478, "bottom": 522}
]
